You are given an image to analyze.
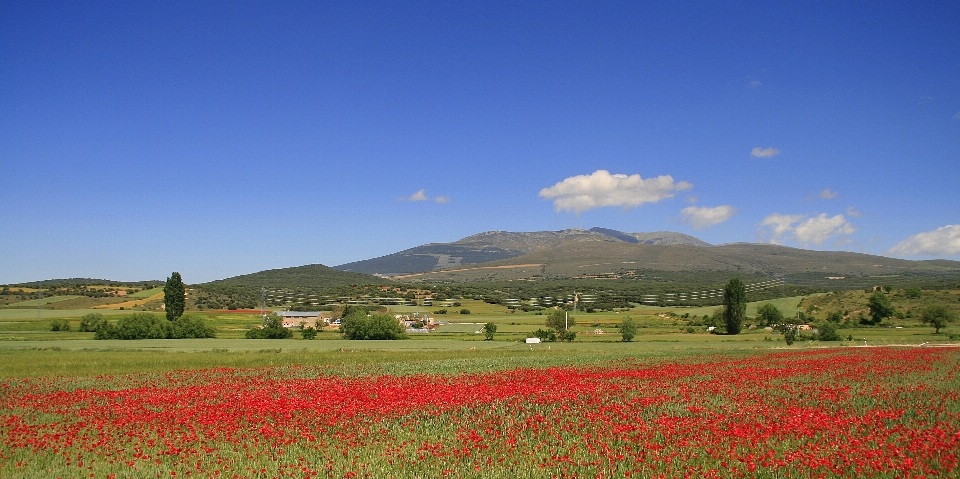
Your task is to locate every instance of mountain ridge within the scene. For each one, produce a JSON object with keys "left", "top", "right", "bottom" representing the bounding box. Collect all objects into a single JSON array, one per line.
[{"left": 335, "top": 227, "right": 710, "bottom": 275}]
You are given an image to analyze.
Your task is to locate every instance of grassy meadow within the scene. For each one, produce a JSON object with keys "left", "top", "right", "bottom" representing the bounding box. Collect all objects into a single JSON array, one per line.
[{"left": 0, "top": 292, "right": 956, "bottom": 380}]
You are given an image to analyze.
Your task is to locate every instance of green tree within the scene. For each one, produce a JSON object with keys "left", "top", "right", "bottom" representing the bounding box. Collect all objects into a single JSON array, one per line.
[
  {"left": 246, "top": 313, "right": 292, "bottom": 339},
  {"left": 301, "top": 326, "right": 318, "bottom": 340},
  {"left": 339, "top": 310, "right": 406, "bottom": 340},
  {"left": 170, "top": 313, "right": 216, "bottom": 338},
  {"left": 557, "top": 329, "right": 577, "bottom": 342},
  {"left": 50, "top": 319, "right": 71, "bottom": 332},
  {"left": 482, "top": 322, "right": 497, "bottom": 341},
  {"left": 532, "top": 328, "right": 556, "bottom": 342},
  {"left": 79, "top": 313, "right": 106, "bottom": 332},
  {"left": 545, "top": 309, "right": 575, "bottom": 332},
  {"left": 620, "top": 317, "right": 637, "bottom": 342},
  {"left": 920, "top": 305, "right": 955, "bottom": 334},
  {"left": 783, "top": 326, "right": 797, "bottom": 345},
  {"left": 163, "top": 272, "right": 186, "bottom": 321},
  {"left": 96, "top": 313, "right": 170, "bottom": 340},
  {"left": 815, "top": 321, "right": 842, "bottom": 341},
  {"left": 868, "top": 290, "right": 893, "bottom": 325},
  {"left": 723, "top": 278, "right": 746, "bottom": 335},
  {"left": 755, "top": 303, "right": 783, "bottom": 327}
]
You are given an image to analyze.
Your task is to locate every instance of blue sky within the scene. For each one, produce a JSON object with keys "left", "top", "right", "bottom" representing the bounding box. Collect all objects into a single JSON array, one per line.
[{"left": 1, "top": 1, "right": 958, "bottom": 284}]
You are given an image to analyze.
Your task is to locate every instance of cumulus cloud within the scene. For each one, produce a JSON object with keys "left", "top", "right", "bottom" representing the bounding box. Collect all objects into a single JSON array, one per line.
[
  {"left": 759, "top": 214, "right": 805, "bottom": 244},
  {"left": 819, "top": 188, "right": 838, "bottom": 199},
  {"left": 750, "top": 147, "right": 781, "bottom": 158},
  {"left": 794, "top": 214, "right": 857, "bottom": 245},
  {"left": 538, "top": 170, "right": 692, "bottom": 214},
  {"left": 760, "top": 213, "right": 856, "bottom": 246},
  {"left": 680, "top": 205, "right": 736, "bottom": 230},
  {"left": 886, "top": 225, "right": 960, "bottom": 256},
  {"left": 399, "top": 189, "right": 448, "bottom": 203}
]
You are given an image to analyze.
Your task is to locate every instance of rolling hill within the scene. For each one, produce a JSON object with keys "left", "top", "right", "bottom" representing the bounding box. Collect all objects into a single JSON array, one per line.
[
  {"left": 200, "top": 264, "right": 393, "bottom": 289},
  {"left": 386, "top": 240, "right": 960, "bottom": 287}
]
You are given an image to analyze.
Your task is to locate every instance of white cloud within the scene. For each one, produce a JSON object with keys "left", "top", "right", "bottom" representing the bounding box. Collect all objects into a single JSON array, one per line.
[
  {"left": 399, "top": 189, "right": 448, "bottom": 203},
  {"left": 819, "top": 188, "right": 838, "bottom": 199},
  {"left": 680, "top": 205, "right": 736, "bottom": 230},
  {"left": 539, "top": 170, "right": 692, "bottom": 214},
  {"left": 887, "top": 225, "right": 960, "bottom": 256},
  {"left": 793, "top": 213, "right": 857, "bottom": 245},
  {"left": 953, "top": 110, "right": 960, "bottom": 120},
  {"left": 759, "top": 213, "right": 856, "bottom": 246},
  {"left": 406, "top": 189, "right": 429, "bottom": 201},
  {"left": 749, "top": 80, "right": 762, "bottom": 88},
  {"left": 750, "top": 147, "right": 781, "bottom": 158},
  {"left": 759, "top": 213, "right": 804, "bottom": 244},
  {"left": 846, "top": 206, "right": 863, "bottom": 217}
]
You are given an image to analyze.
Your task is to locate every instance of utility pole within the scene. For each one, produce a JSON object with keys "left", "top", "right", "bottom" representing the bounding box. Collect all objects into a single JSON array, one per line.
[{"left": 260, "top": 286, "right": 266, "bottom": 326}]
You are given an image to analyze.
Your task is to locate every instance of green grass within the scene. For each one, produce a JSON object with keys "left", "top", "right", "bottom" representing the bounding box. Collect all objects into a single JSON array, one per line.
[
  {"left": 129, "top": 286, "right": 164, "bottom": 298},
  {"left": 0, "top": 308, "right": 132, "bottom": 320},
  {"left": 0, "top": 338, "right": 777, "bottom": 379},
  {"left": 3, "top": 295, "right": 82, "bottom": 307},
  {"left": 675, "top": 295, "right": 809, "bottom": 318}
]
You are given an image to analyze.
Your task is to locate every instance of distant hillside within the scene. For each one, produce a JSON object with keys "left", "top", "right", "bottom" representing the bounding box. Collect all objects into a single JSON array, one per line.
[
  {"left": 201, "top": 264, "right": 392, "bottom": 288},
  {"left": 3, "top": 278, "right": 163, "bottom": 288},
  {"left": 335, "top": 227, "right": 710, "bottom": 275},
  {"left": 393, "top": 241, "right": 960, "bottom": 286}
]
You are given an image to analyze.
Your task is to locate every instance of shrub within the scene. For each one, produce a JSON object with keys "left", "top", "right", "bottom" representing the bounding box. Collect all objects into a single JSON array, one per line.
[
  {"left": 815, "top": 321, "right": 842, "bottom": 341},
  {"left": 620, "top": 317, "right": 637, "bottom": 342},
  {"left": 557, "top": 329, "right": 577, "bottom": 342},
  {"left": 340, "top": 311, "right": 406, "bottom": 340},
  {"left": 79, "top": 313, "right": 106, "bottom": 332},
  {"left": 459, "top": 309, "right": 471, "bottom": 315},
  {"left": 50, "top": 319, "right": 71, "bottom": 332},
  {"left": 96, "top": 313, "right": 170, "bottom": 340},
  {"left": 246, "top": 313, "right": 292, "bottom": 339},
  {"left": 532, "top": 328, "right": 556, "bottom": 342},
  {"left": 482, "top": 322, "right": 496, "bottom": 341},
  {"left": 784, "top": 327, "right": 796, "bottom": 345},
  {"left": 301, "top": 326, "right": 317, "bottom": 340},
  {"left": 170, "top": 314, "right": 216, "bottom": 339}
]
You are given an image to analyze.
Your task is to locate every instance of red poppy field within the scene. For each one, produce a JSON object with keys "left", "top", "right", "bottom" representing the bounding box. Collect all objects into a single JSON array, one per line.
[{"left": 2, "top": 347, "right": 958, "bottom": 478}]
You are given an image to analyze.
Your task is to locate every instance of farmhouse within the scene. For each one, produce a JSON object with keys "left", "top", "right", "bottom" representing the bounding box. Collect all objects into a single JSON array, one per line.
[{"left": 279, "top": 311, "right": 330, "bottom": 329}]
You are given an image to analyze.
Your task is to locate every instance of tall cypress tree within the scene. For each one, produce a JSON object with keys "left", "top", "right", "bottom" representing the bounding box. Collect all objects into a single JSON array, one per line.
[
  {"left": 164, "top": 272, "right": 185, "bottom": 321},
  {"left": 723, "top": 278, "right": 746, "bottom": 335}
]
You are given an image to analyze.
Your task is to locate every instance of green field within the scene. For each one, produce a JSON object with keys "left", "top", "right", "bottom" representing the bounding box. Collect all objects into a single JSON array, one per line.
[
  {"left": 0, "top": 292, "right": 956, "bottom": 379},
  {"left": 129, "top": 286, "right": 164, "bottom": 298},
  {"left": 679, "top": 294, "right": 810, "bottom": 318},
  {"left": 4, "top": 295, "right": 83, "bottom": 307},
  {"left": 0, "top": 307, "right": 133, "bottom": 320}
]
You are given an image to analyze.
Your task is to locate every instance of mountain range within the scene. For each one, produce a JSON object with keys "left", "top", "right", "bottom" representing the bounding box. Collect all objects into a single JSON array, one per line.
[
  {"left": 334, "top": 227, "right": 709, "bottom": 276},
  {"left": 323, "top": 227, "right": 960, "bottom": 286}
]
